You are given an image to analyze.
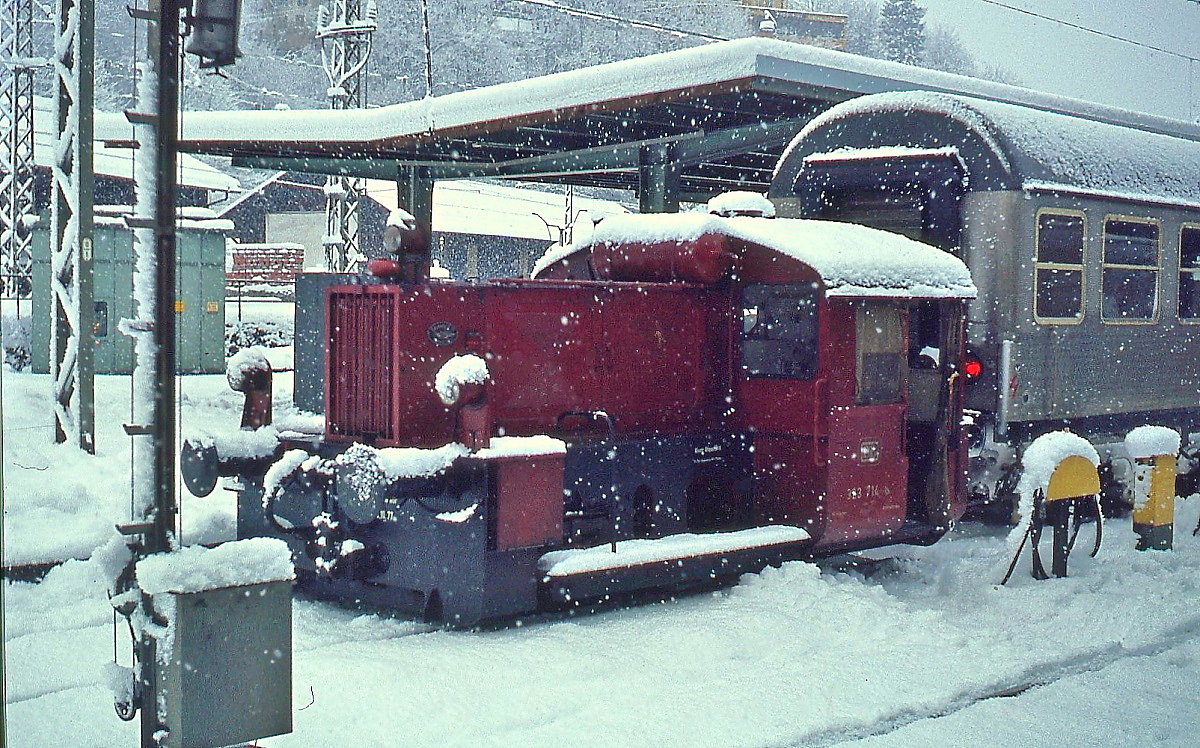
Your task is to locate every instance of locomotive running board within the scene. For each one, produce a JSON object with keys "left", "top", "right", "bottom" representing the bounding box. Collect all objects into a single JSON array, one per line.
[{"left": 538, "top": 526, "right": 813, "bottom": 605}]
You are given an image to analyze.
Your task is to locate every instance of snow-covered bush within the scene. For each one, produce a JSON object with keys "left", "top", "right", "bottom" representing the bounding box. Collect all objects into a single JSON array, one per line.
[
  {"left": 2, "top": 312, "right": 31, "bottom": 371},
  {"left": 225, "top": 319, "right": 293, "bottom": 357}
]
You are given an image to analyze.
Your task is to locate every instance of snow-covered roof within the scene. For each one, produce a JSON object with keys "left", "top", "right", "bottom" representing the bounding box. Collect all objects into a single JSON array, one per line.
[
  {"left": 364, "top": 179, "right": 628, "bottom": 241},
  {"left": 33, "top": 97, "right": 240, "bottom": 192},
  {"left": 141, "top": 38, "right": 1199, "bottom": 153},
  {"left": 544, "top": 212, "right": 976, "bottom": 299},
  {"left": 778, "top": 91, "right": 1200, "bottom": 207}
]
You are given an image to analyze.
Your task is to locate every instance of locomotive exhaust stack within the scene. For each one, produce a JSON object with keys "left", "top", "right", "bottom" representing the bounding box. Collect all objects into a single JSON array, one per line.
[{"left": 198, "top": 193, "right": 976, "bottom": 626}]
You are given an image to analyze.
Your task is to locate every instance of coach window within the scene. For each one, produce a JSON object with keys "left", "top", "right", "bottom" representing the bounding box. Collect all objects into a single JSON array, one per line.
[
  {"left": 1102, "top": 217, "right": 1160, "bottom": 323},
  {"left": 1180, "top": 225, "right": 1200, "bottom": 321},
  {"left": 1034, "top": 211, "right": 1085, "bottom": 323},
  {"left": 741, "top": 283, "right": 819, "bottom": 379}
]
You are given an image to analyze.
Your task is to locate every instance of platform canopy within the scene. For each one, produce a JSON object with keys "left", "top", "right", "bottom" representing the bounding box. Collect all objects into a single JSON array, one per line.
[{"left": 104, "top": 37, "right": 1200, "bottom": 209}]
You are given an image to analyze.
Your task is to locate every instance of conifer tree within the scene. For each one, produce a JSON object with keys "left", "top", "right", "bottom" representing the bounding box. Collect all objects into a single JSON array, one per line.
[{"left": 877, "top": 0, "right": 926, "bottom": 66}]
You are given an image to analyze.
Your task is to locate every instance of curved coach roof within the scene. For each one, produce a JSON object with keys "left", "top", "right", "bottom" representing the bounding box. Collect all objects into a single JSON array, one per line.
[
  {"left": 535, "top": 213, "right": 976, "bottom": 300},
  {"left": 772, "top": 91, "right": 1200, "bottom": 207}
]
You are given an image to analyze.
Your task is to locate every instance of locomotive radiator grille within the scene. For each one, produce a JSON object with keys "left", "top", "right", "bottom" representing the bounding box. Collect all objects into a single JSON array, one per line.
[{"left": 327, "top": 290, "right": 397, "bottom": 441}]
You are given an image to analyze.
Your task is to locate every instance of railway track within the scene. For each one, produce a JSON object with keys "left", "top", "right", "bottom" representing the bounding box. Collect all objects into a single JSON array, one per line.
[{"left": 790, "top": 612, "right": 1200, "bottom": 747}]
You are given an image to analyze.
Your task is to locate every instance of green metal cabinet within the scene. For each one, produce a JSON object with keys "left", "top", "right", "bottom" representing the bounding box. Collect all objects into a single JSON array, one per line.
[{"left": 32, "top": 219, "right": 226, "bottom": 374}]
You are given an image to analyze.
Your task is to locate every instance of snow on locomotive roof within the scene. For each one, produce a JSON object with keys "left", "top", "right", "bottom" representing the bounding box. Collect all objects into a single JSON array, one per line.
[
  {"left": 542, "top": 213, "right": 975, "bottom": 299},
  {"left": 785, "top": 91, "right": 1200, "bottom": 207}
]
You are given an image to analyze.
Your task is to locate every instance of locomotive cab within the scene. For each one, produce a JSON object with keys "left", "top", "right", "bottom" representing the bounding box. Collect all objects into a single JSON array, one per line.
[{"left": 538, "top": 206, "right": 975, "bottom": 554}]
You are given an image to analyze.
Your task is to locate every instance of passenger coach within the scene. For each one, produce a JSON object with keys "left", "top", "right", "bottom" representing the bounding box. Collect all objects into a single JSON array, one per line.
[{"left": 770, "top": 91, "right": 1200, "bottom": 510}]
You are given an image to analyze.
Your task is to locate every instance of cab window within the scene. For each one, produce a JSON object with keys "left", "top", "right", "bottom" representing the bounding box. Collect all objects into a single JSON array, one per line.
[{"left": 741, "top": 283, "right": 819, "bottom": 380}]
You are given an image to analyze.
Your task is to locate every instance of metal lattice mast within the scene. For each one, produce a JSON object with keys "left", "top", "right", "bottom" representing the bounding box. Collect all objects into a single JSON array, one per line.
[
  {"left": 317, "top": 0, "right": 375, "bottom": 272},
  {"left": 1, "top": 0, "right": 37, "bottom": 299},
  {"left": 49, "top": 0, "right": 94, "bottom": 452}
]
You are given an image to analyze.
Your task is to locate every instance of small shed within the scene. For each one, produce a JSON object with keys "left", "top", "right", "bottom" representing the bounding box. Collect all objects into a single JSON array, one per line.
[{"left": 31, "top": 208, "right": 230, "bottom": 375}]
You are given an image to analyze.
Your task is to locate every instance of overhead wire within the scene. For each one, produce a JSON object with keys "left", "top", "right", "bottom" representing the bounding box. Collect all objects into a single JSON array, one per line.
[
  {"left": 506, "top": 0, "right": 731, "bottom": 43},
  {"left": 974, "top": 0, "right": 1199, "bottom": 121},
  {"left": 975, "top": 0, "right": 1198, "bottom": 63}
]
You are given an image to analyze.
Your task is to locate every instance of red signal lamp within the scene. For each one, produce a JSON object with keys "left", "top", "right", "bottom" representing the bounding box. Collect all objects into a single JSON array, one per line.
[{"left": 963, "top": 354, "right": 983, "bottom": 380}]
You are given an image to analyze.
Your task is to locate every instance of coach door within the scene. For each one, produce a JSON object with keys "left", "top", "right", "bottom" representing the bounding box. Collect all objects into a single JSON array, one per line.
[{"left": 824, "top": 300, "right": 909, "bottom": 544}]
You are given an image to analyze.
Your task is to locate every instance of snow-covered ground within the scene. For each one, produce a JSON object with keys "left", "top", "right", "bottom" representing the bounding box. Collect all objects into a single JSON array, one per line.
[
  {"left": 7, "top": 299, "right": 1200, "bottom": 746},
  {"left": 7, "top": 507, "right": 1200, "bottom": 747}
]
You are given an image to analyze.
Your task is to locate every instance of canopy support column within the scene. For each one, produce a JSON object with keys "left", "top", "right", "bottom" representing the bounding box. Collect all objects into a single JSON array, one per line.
[
  {"left": 396, "top": 164, "right": 433, "bottom": 279},
  {"left": 638, "top": 143, "right": 680, "bottom": 214}
]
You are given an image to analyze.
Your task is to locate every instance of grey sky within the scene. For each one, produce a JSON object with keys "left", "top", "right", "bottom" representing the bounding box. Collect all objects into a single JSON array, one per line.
[{"left": 920, "top": 0, "right": 1197, "bottom": 122}]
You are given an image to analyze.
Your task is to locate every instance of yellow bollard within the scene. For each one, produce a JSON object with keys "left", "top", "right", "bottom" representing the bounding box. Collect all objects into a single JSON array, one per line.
[
  {"left": 1125, "top": 426, "right": 1180, "bottom": 551},
  {"left": 1001, "top": 432, "right": 1103, "bottom": 584},
  {"left": 1042, "top": 455, "right": 1102, "bottom": 577}
]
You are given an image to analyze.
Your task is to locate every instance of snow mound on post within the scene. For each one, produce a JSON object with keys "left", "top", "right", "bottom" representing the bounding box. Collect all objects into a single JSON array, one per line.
[
  {"left": 1124, "top": 426, "right": 1181, "bottom": 460},
  {"left": 135, "top": 538, "right": 294, "bottom": 595},
  {"left": 387, "top": 207, "right": 416, "bottom": 227},
  {"left": 226, "top": 345, "right": 271, "bottom": 390},
  {"left": 708, "top": 191, "right": 776, "bottom": 218},
  {"left": 1017, "top": 431, "right": 1099, "bottom": 499},
  {"left": 434, "top": 354, "right": 489, "bottom": 405}
]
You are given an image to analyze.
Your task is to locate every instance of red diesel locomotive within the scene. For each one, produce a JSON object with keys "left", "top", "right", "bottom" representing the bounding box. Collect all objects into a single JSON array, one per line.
[{"left": 186, "top": 195, "right": 975, "bottom": 625}]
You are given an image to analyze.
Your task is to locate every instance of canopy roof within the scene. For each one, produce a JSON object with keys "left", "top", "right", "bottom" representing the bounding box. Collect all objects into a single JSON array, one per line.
[
  {"left": 99, "top": 38, "right": 1200, "bottom": 200},
  {"left": 34, "top": 98, "right": 240, "bottom": 192}
]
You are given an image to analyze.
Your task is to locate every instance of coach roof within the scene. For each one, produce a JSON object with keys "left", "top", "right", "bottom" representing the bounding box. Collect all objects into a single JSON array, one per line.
[{"left": 775, "top": 91, "right": 1200, "bottom": 208}]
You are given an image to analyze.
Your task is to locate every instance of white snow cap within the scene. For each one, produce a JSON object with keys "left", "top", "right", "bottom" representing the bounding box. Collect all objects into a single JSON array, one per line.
[
  {"left": 363, "top": 443, "right": 469, "bottom": 481},
  {"left": 135, "top": 538, "right": 294, "bottom": 595},
  {"left": 434, "top": 354, "right": 490, "bottom": 405},
  {"left": 1124, "top": 426, "right": 1182, "bottom": 460},
  {"left": 539, "top": 526, "right": 810, "bottom": 578},
  {"left": 226, "top": 346, "right": 272, "bottom": 389},
  {"left": 189, "top": 425, "right": 281, "bottom": 461},
  {"left": 387, "top": 207, "right": 416, "bottom": 228},
  {"left": 708, "top": 191, "right": 776, "bottom": 218},
  {"left": 474, "top": 435, "right": 567, "bottom": 460},
  {"left": 1017, "top": 431, "right": 1100, "bottom": 502},
  {"left": 547, "top": 213, "right": 975, "bottom": 299}
]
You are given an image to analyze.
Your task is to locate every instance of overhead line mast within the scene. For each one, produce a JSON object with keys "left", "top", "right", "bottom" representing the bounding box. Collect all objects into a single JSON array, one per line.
[
  {"left": 318, "top": 0, "right": 376, "bottom": 272},
  {"left": 1, "top": 0, "right": 39, "bottom": 301}
]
